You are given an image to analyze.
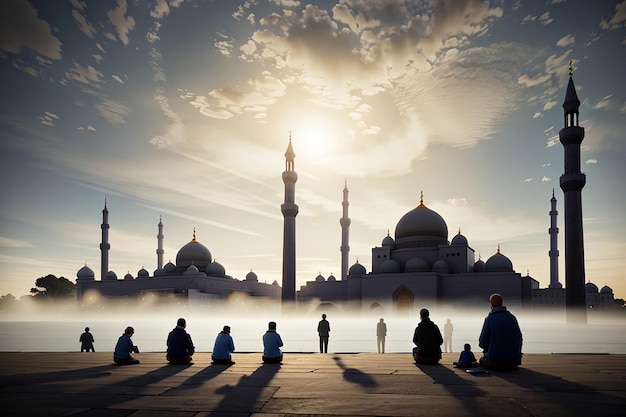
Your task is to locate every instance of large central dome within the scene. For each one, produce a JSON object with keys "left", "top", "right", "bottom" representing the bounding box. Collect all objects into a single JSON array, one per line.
[
  {"left": 394, "top": 195, "right": 448, "bottom": 247},
  {"left": 176, "top": 230, "right": 213, "bottom": 270}
]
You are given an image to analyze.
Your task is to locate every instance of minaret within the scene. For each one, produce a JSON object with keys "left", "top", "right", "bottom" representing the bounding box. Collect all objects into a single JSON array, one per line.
[
  {"left": 156, "top": 215, "right": 164, "bottom": 269},
  {"left": 340, "top": 180, "right": 351, "bottom": 280},
  {"left": 548, "top": 189, "right": 562, "bottom": 289},
  {"left": 281, "top": 135, "right": 298, "bottom": 305},
  {"left": 100, "top": 199, "right": 110, "bottom": 280},
  {"left": 559, "top": 62, "right": 587, "bottom": 323}
]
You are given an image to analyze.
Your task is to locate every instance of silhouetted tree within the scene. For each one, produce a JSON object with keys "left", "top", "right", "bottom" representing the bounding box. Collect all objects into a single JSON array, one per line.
[
  {"left": 0, "top": 293, "right": 17, "bottom": 314},
  {"left": 30, "top": 275, "right": 76, "bottom": 299}
]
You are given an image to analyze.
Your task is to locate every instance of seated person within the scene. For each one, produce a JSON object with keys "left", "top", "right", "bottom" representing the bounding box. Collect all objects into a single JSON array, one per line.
[
  {"left": 212, "top": 325, "right": 235, "bottom": 364},
  {"left": 166, "top": 318, "right": 195, "bottom": 364},
  {"left": 262, "top": 321, "right": 283, "bottom": 363},
  {"left": 453, "top": 343, "right": 479, "bottom": 368},
  {"left": 113, "top": 326, "right": 140, "bottom": 365},
  {"left": 412, "top": 308, "right": 443, "bottom": 364},
  {"left": 478, "top": 293, "right": 523, "bottom": 371}
]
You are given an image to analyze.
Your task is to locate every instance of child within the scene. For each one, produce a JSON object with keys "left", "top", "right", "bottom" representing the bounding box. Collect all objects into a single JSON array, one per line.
[{"left": 453, "top": 343, "right": 479, "bottom": 368}]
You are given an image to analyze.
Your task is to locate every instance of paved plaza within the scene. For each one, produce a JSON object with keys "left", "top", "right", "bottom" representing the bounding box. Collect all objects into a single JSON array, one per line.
[{"left": 0, "top": 352, "right": 625, "bottom": 416}]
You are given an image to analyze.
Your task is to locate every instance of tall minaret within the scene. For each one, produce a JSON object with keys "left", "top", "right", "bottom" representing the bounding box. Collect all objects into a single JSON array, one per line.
[
  {"left": 281, "top": 135, "right": 298, "bottom": 305},
  {"left": 548, "top": 189, "right": 562, "bottom": 289},
  {"left": 100, "top": 199, "right": 110, "bottom": 280},
  {"left": 340, "top": 180, "right": 351, "bottom": 280},
  {"left": 156, "top": 215, "right": 164, "bottom": 269},
  {"left": 559, "top": 62, "right": 587, "bottom": 323}
]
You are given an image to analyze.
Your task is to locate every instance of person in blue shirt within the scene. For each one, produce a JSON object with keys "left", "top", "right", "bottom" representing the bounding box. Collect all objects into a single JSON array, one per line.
[
  {"left": 454, "top": 343, "right": 479, "bottom": 368},
  {"left": 479, "top": 293, "right": 523, "bottom": 371},
  {"left": 113, "top": 326, "right": 139, "bottom": 365},
  {"left": 262, "top": 321, "right": 283, "bottom": 363},
  {"left": 212, "top": 325, "right": 235, "bottom": 365},
  {"left": 166, "top": 318, "right": 195, "bottom": 364}
]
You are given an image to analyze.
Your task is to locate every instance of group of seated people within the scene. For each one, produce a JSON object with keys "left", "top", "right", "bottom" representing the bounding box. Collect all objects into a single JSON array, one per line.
[
  {"left": 114, "top": 293, "right": 522, "bottom": 371},
  {"left": 412, "top": 293, "right": 523, "bottom": 371}
]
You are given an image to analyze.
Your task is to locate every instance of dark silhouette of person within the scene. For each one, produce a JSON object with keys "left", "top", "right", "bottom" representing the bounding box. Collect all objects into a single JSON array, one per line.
[
  {"left": 376, "top": 318, "right": 387, "bottom": 354},
  {"left": 113, "top": 326, "right": 140, "bottom": 365},
  {"left": 166, "top": 317, "right": 195, "bottom": 365},
  {"left": 412, "top": 308, "right": 443, "bottom": 364},
  {"left": 317, "top": 313, "right": 330, "bottom": 353},
  {"left": 262, "top": 321, "right": 283, "bottom": 363},
  {"left": 79, "top": 327, "right": 95, "bottom": 352},
  {"left": 478, "top": 293, "right": 523, "bottom": 371},
  {"left": 443, "top": 318, "right": 453, "bottom": 353},
  {"left": 454, "top": 343, "right": 479, "bottom": 368},
  {"left": 212, "top": 325, "right": 235, "bottom": 365}
]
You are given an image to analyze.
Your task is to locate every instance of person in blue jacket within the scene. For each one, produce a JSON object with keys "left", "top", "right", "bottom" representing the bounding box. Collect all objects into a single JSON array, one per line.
[
  {"left": 113, "top": 326, "right": 139, "bottom": 365},
  {"left": 479, "top": 293, "right": 523, "bottom": 370},
  {"left": 166, "top": 318, "right": 195, "bottom": 365},
  {"left": 212, "top": 325, "right": 235, "bottom": 365},
  {"left": 262, "top": 321, "right": 283, "bottom": 363}
]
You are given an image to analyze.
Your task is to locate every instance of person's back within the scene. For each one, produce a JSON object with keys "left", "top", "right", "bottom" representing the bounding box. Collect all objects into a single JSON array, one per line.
[
  {"left": 80, "top": 327, "right": 95, "bottom": 352},
  {"left": 412, "top": 308, "right": 443, "bottom": 364},
  {"left": 263, "top": 321, "right": 283, "bottom": 363},
  {"left": 212, "top": 325, "right": 235, "bottom": 364},
  {"left": 479, "top": 293, "right": 523, "bottom": 370},
  {"left": 114, "top": 326, "right": 139, "bottom": 365},
  {"left": 455, "top": 343, "right": 478, "bottom": 367},
  {"left": 166, "top": 318, "right": 195, "bottom": 364}
]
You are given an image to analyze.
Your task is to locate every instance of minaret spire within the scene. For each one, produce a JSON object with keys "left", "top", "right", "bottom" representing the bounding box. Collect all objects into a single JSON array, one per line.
[
  {"left": 281, "top": 135, "right": 299, "bottom": 308},
  {"left": 548, "top": 189, "right": 562, "bottom": 289},
  {"left": 559, "top": 63, "right": 587, "bottom": 323},
  {"left": 156, "top": 215, "right": 164, "bottom": 269},
  {"left": 100, "top": 199, "right": 110, "bottom": 280},
  {"left": 340, "top": 180, "right": 351, "bottom": 280}
]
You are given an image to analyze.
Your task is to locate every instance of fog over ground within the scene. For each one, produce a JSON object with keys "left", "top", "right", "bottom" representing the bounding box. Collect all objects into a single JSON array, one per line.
[{"left": 1, "top": 300, "right": 624, "bottom": 354}]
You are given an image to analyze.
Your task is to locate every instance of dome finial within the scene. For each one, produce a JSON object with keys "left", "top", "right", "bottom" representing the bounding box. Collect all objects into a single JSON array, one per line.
[
  {"left": 387, "top": 229, "right": 390, "bottom": 236},
  {"left": 192, "top": 228, "right": 197, "bottom": 242},
  {"left": 418, "top": 190, "right": 425, "bottom": 208},
  {"left": 497, "top": 243, "right": 501, "bottom": 254},
  {"left": 458, "top": 227, "right": 461, "bottom": 235},
  {"left": 568, "top": 60, "right": 573, "bottom": 77},
  {"left": 552, "top": 188, "right": 555, "bottom": 198}
]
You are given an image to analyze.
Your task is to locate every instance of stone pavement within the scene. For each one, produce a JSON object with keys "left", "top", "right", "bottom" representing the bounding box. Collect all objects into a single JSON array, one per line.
[{"left": 0, "top": 352, "right": 625, "bottom": 417}]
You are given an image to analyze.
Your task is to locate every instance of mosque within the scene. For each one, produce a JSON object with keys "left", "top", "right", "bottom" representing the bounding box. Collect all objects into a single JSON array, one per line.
[{"left": 75, "top": 69, "right": 614, "bottom": 314}]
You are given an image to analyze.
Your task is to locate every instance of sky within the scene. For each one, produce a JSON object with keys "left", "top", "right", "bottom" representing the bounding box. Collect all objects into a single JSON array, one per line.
[{"left": 0, "top": 0, "right": 625, "bottom": 301}]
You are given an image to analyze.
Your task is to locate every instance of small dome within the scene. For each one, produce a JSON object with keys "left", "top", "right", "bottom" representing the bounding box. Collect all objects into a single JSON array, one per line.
[
  {"left": 600, "top": 285, "right": 613, "bottom": 294},
  {"left": 327, "top": 274, "right": 336, "bottom": 282},
  {"left": 272, "top": 280, "right": 279, "bottom": 286},
  {"left": 205, "top": 261, "right": 226, "bottom": 276},
  {"left": 485, "top": 246, "right": 513, "bottom": 272},
  {"left": 164, "top": 261, "right": 176, "bottom": 273},
  {"left": 154, "top": 268, "right": 166, "bottom": 276},
  {"left": 104, "top": 270, "right": 118, "bottom": 280},
  {"left": 451, "top": 229, "right": 468, "bottom": 245},
  {"left": 76, "top": 265, "right": 95, "bottom": 280},
  {"left": 315, "top": 273, "right": 326, "bottom": 282},
  {"left": 382, "top": 232, "right": 394, "bottom": 246},
  {"left": 473, "top": 259, "right": 486, "bottom": 272},
  {"left": 585, "top": 282, "right": 599, "bottom": 293},
  {"left": 124, "top": 272, "right": 133, "bottom": 280},
  {"left": 184, "top": 264, "right": 200, "bottom": 275},
  {"left": 349, "top": 261, "right": 367, "bottom": 276},
  {"left": 137, "top": 268, "right": 149, "bottom": 278},
  {"left": 380, "top": 259, "right": 402, "bottom": 273},
  {"left": 176, "top": 231, "right": 212, "bottom": 269},
  {"left": 432, "top": 259, "right": 449, "bottom": 273},
  {"left": 404, "top": 257, "right": 430, "bottom": 272},
  {"left": 246, "top": 270, "right": 258, "bottom": 281}
]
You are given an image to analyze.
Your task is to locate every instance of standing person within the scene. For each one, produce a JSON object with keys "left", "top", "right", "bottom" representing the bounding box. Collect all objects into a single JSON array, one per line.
[
  {"left": 79, "top": 327, "right": 95, "bottom": 352},
  {"left": 412, "top": 308, "right": 443, "bottom": 364},
  {"left": 376, "top": 318, "right": 387, "bottom": 354},
  {"left": 166, "top": 318, "right": 195, "bottom": 365},
  {"left": 443, "top": 318, "right": 453, "bottom": 353},
  {"left": 113, "top": 326, "right": 140, "bottom": 365},
  {"left": 478, "top": 293, "right": 523, "bottom": 371},
  {"left": 212, "top": 325, "right": 235, "bottom": 365},
  {"left": 317, "top": 313, "right": 330, "bottom": 353},
  {"left": 262, "top": 321, "right": 283, "bottom": 363}
]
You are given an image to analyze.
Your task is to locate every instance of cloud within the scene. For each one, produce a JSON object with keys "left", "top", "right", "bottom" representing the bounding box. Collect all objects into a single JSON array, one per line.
[
  {"left": 107, "top": 0, "right": 135, "bottom": 46},
  {"left": 40, "top": 111, "right": 59, "bottom": 126},
  {"left": 556, "top": 34, "right": 575, "bottom": 47},
  {"left": 586, "top": 158, "right": 598, "bottom": 164},
  {"left": 533, "top": 112, "right": 542, "bottom": 119},
  {"left": 96, "top": 98, "right": 128, "bottom": 124},
  {"left": 599, "top": 1, "right": 626, "bottom": 30},
  {"left": 71, "top": 9, "right": 96, "bottom": 39},
  {"left": 0, "top": 0, "right": 62, "bottom": 59},
  {"left": 66, "top": 63, "right": 102, "bottom": 85},
  {"left": 112, "top": 74, "right": 124, "bottom": 84},
  {"left": 543, "top": 100, "right": 557, "bottom": 111},
  {"left": 0, "top": 236, "right": 33, "bottom": 248},
  {"left": 522, "top": 12, "right": 554, "bottom": 26},
  {"left": 541, "top": 176, "right": 551, "bottom": 182},
  {"left": 524, "top": 178, "right": 533, "bottom": 182},
  {"left": 592, "top": 94, "right": 613, "bottom": 110}
]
